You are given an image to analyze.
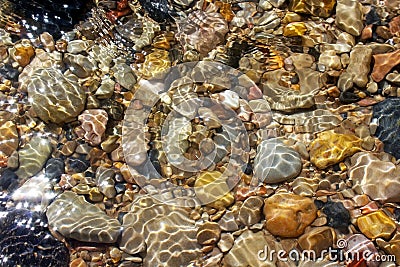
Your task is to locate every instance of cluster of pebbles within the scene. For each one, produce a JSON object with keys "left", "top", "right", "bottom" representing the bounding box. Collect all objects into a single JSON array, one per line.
[{"left": 0, "top": 0, "right": 400, "bottom": 266}]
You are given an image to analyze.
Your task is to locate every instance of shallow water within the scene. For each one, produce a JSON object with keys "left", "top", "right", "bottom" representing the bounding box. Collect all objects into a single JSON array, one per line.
[{"left": 0, "top": 0, "right": 400, "bottom": 266}]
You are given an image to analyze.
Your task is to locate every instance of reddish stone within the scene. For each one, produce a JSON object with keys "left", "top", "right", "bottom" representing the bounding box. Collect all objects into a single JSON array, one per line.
[
  {"left": 371, "top": 49, "right": 400, "bottom": 82},
  {"left": 389, "top": 16, "right": 400, "bottom": 35},
  {"left": 361, "top": 25, "right": 373, "bottom": 40}
]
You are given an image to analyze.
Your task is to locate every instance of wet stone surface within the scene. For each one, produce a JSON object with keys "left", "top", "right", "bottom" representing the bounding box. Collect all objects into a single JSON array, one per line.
[{"left": 0, "top": 0, "right": 399, "bottom": 266}]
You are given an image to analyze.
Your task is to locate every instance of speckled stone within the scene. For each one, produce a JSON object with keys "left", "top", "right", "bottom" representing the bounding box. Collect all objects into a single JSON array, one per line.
[
  {"left": 335, "top": 0, "right": 363, "bottom": 36},
  {"left": 309, "top": 130, "right": 363, "bottom": 169},
  {"left": 372, "top": 98, "right": 400, "bottom": 159},
  {"left": 346, "top": 44, "right": 372, "bottom": 88},
  {"left": 27, "top": 68, "right": 86, "bottom": 124},
  {"left": 46, "top": 191, "right": 122, "bottom": 243},
  {"left": 76, "top": 109, "right": 108, "bottom": 146},
  {"left": 349, "top": 152, "right": 400, "bottom": 202},
  {"left": 15, "top": 136, "right": 52, "bottom": 180},
  {"left": 254, "top": 139, "right": 302, "bottom": 184},
  {"left": 264, "top": 193, "right": 317, "bottom": 237},
  {"left": 357, "top": 210, "right": 396, "bottom": 240}
]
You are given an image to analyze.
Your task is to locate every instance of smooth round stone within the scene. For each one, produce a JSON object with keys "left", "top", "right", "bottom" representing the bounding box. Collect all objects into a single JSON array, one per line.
[
  {"left": 15, "top": 136, "right": 52, "bottom": 180},
  {"left": 372, "top": 98, "right": 400, "bottom": 159},
  {"left": 254, "top": 139, "right": 302, "bottom": 184},
  {"left": 322, "top": 201, "right": 351, "bottom": 231},
  {"left": 46, "top": 191, "right": 122, "bottom": 243},
  {"left": 196, "top": 222, "right": 221, "bottom": 245},
  {"left": 27, "top": 67, "right": 86, "bottom": 124},
  {"left": 335, "top": 0, "right": 363, "bottom": 36},
  {"left": 95, "top": 166, "right": 117, "bottom": 199},
  {"left": 45, "top": 158, "right": 65, "bottom": 181},
  {"left": 298, "top": 227, "right": 336, "bottom": 256},
  {"left": 264, "top": 193, "right": 317, "bottom": 238},
  {"left": 357, "top": 210, "right": 396, "bottom": 240},
  {"left": 349, "top": 152, "right": 400, "bottom": 202}
]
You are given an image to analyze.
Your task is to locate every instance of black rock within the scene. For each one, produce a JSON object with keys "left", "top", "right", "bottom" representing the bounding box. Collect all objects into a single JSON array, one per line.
[
  {"left": 3, "top": 0, "right": 93, "bottom": 39},
  {"left": 0, "top": 64, "right": 19, "bottom": 81},
  {"left": 365, "top": 6, "right": 381, "bottom": 25},
  {"left": 138, "top": 0, "right": 175, "bottom": 22},
  {"left": 0, "top": 209, "right": 69, "bottom": 267},
  {"left": 100, "top": 99, "right": 126, "bottom": 121},
  {"left": 339, "top": 91, "right": 360, "bottom": 104},
  {"left": 0, "top": 169, "right": 18, "bottom": 191},
  {"left": 66, "top": 157, "right": 89, "bottom": 173},
  {"left": 322, "top": 201, "right": 351, "bottom": 231},
  {"left": 372, "top": 98, "right": 400, "bottom": 159},
  {"left": 45, "top": 158, "right": 65, "bottom": 181}
]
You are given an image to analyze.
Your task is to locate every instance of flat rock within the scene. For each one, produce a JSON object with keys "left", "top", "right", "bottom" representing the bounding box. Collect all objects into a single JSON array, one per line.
[
  {"left": 371, "top": 49, "right": 400, "bottom": 82},
  {"left": 15, "top": 136, "right": 52, "bottom": 180},
  {"left": 349, "top": 152, "right": 400, "bottom": 202},
  {"left": 309, "top": 130, "right": 362, "bottom": 169},
  {"left": 254, "top": 139, "right": 302, "bottom": 184},
  {"left": 357, "top": 210, "right": 396, "bottom": 240},
  {"left": 123, "top": 195, "right": 201, "bottom": 266},
  {"left": 27, "top": 67, "right": 86, "bottom": 124},
  {"left": 46, "top": 191, "right": 122, "bottom": 243},
  {"left": 335, "top": 0, "right": 363, "bottom": 36}
]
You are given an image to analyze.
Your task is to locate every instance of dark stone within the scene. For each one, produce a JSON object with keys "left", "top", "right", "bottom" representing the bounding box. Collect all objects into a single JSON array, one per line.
[
  {"left": 0, "top": 169, "right": 18, "bottom": 190},
  {"left": 0, "top": 209, "right": 69, "bottom": 267},
  {"left": 365, "top": 6, "right": 381, "bottom": 25},
  {"left": 0, "top": 64, "right": 19, "bottom": 81},
  {"left": 100, "top": 99, "right": 126, "bottom": 121},
  {"left": 372, "top": 98, "right": 400, "bottom": 159},
  {"left": 395, "top": 208, "right": 400, "bottom": 222},
  {"left": 322, "top": 201, "right": 351, "bottom": 231},
  {"left": 339, "top": 91, "right": 360, "bottom": 104},
  {"left": 314, "top": 200, "right": 325, "bottom": 210},
  {"left": 138, "top": 0, "right": 175, "bottom": 22},
  {"left": 115, "top": 183, "right": 126, "bottom": 194},
  {"left": 4, "top": 0, "right": 94, "bottom": 39},
  {"left": 45, "top": 158, "right": 65, "bottom": 181},
  {"left": 66, "top": 157, "right": 89, "bottom": 173}
]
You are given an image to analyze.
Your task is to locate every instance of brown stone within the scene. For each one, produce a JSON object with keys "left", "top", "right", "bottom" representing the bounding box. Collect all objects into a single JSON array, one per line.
[
  {"left": 298, "top": 227, "right": 336, "bottom": 257},
  {"left": 264, "top": 193, "right": 317, "bottom": 238},
  {"left": 197, "top": 222, "right": 221, "bottom": 245},
  {"left": 69, "top": 258, "right": 87, "bottom": 267},
  {"left": 389, "top": 16, "right": 400, "bottom": 35},
  {"left": 371, "top": 49, "right": 400, "bottom": 82},
  {"left": 357, "top": 210, "right": 396, "bottom": 240}
]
